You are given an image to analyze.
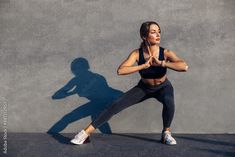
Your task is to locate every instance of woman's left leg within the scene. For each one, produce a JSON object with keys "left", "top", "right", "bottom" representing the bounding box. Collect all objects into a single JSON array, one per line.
[
  {"left": 155, "top": 82, "right": 175, "bottom": 129},
  {"left": 154, "top": 82, "right": 177, "bottom": 145}
]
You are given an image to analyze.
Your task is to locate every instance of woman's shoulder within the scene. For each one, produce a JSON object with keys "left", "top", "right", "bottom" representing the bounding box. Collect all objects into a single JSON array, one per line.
[
  {"left": 129, "top": 48, "right": 140, "bottom": 56},
  {"left": 163, "top": 47, "right": 179, "bottom": 61},
  {"left": 162, "top": 47, "right": 172, "bottom": 60},
  {"left": 125, "top": 48, "right": 140, "bottom": 61},
  {"left": 163, "top": 47, "right": 173, "bottom": 55}
]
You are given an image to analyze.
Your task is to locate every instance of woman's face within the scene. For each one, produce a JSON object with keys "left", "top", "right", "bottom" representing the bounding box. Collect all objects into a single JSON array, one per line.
[{"left": 146, "top": 24, "right": 161, "bottom": 45}]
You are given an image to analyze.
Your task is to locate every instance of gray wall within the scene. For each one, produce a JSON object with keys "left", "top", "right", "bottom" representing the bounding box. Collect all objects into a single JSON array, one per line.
[{"left": 1, "top": 0, "right": 235, "bottom": 133}]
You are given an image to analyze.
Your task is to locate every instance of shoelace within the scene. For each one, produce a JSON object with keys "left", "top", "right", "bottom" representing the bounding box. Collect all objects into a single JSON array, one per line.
[
  {"left": 165, "top": 134, "right": 174, "bottom": 142},
  {"left": 75, "top": 131, "right": 88, "bottom": 142}
]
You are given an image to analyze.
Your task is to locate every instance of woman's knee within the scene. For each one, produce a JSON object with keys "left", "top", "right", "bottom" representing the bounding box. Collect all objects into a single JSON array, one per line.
[{"left": 163, "top": 95, "right": 175, "bottom": 109}]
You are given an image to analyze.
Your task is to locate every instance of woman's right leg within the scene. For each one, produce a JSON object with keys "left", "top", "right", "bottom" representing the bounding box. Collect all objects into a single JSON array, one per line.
[{"left": 85, "top": 84, "right": 149, "bottom": 135}]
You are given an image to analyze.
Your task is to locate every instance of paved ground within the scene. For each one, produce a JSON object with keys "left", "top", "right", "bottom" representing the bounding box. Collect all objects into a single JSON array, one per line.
[{"left": 1, "top": 133, "right": 235, "bottom": 157}]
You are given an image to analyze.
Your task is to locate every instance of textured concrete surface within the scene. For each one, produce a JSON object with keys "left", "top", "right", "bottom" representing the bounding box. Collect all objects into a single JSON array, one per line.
[
  {"left": 1, "top": 133, "right": 235, "bottom": 157},
  {"left": 0, "top": 0, "right": 235, "bottom": 133}
]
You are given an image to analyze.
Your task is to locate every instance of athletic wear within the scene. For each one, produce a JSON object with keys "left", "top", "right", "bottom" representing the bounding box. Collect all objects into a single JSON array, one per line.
[
  {"left": 138, "top": 47, "right": 167, "bottom": 79},
  {"left": 161, "top": 130, "right": 177, "bottom": 145},
  {"left": 91, "top": 78, "right": 175, "bottom": 129},
  {"left": 70, "top": 130, "right": 89, "bottom": 145}
]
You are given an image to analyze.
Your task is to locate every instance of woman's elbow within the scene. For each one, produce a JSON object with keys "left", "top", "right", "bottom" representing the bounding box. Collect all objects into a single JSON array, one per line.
[
  {"left": 117, "top": 67, "right": 129, "bottom": 75},
  {"left": 182, "top": 62, "right": 189, "bottom": 72},
  {"left": 117, "top": 68, "right": 123, "bottom": 75}
]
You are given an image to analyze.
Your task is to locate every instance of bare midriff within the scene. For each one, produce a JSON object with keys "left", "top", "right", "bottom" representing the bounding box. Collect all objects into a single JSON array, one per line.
[{"left": 141, "top": 75, "right": 167, "bottom": 86}]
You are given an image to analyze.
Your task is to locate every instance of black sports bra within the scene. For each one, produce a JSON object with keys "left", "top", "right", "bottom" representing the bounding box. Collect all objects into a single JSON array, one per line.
[{"left": 138, "top": 47, "right": 167, "bottom": 79}]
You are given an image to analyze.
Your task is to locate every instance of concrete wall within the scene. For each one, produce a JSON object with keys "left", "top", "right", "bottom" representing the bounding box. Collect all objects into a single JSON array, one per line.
[{"left": 1, "top": 0, "right": 235, "bottom": 133}]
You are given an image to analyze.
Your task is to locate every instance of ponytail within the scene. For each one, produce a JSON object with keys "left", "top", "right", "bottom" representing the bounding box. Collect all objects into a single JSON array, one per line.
[{"left": 139, "top": 41, "right": 145, "bottom": 49}]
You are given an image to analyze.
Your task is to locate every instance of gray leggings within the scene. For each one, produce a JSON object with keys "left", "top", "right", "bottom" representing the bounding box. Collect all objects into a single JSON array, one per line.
[{"left": 91, "top": 78, "right": 175, "bottom": 129}]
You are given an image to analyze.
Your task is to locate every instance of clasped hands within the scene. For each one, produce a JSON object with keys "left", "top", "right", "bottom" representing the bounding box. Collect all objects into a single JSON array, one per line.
[
  {"left": 144, "top": 55, "right": 165, "bottom": 69},
  {"left": 143, "top": 40, "right": 165, "bottom": 69}
]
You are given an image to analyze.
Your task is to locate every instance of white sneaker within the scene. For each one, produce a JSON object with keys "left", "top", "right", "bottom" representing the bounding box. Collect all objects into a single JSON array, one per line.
[
  {"left": 161, "top": 130, "right": 177, "bottom": 145},
  {"left": 70, "top": 130, "right": 89, "bottom": 145}
]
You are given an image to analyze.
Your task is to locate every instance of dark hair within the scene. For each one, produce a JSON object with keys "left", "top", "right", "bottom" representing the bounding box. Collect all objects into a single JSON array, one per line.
[{"left": 139, "top": 21, "right": 161, "bottom": 48}]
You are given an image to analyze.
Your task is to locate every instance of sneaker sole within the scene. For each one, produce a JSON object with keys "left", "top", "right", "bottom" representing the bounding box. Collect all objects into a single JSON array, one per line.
[
  {"left": 160, "top": 137, "right": 177, "bottom": 145},
  {"left": 70, "top": 137, "right": 90, "bottom": 145}
]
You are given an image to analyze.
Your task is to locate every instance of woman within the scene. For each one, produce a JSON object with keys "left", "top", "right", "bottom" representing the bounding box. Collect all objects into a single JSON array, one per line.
[{"left": 71, "top": 21, "right": 188, "bottom": 145}]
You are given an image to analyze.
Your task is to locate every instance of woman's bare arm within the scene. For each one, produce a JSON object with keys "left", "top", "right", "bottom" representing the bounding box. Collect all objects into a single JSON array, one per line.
[
  {"left": 117, "top": 49, "right": 151, "bottom": 75},
  {"left": 163, "top": 49, "right": 189, "bottom": 72}
]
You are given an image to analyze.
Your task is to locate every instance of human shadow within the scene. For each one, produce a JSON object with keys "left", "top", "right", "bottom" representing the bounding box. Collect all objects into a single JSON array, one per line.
[
  {"left": 176, "top": 135, "right": 235, "bottom": 147},
  {"left": 176, "top": 135, "right": 235, "bottom": 156},
  {"left": 47, "top": 57, "right": 123, "bottom": 144},
  {"left": 195, "top": 148, "right": 235, "bottom": 157},
  {"left": 111, "top": 133, "right": 160, "bottom": 144}
]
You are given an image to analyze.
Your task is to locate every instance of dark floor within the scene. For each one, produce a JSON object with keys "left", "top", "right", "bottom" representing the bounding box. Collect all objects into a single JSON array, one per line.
[{"left": 1, "top": 133, "right": 235, "bottom": 157}]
